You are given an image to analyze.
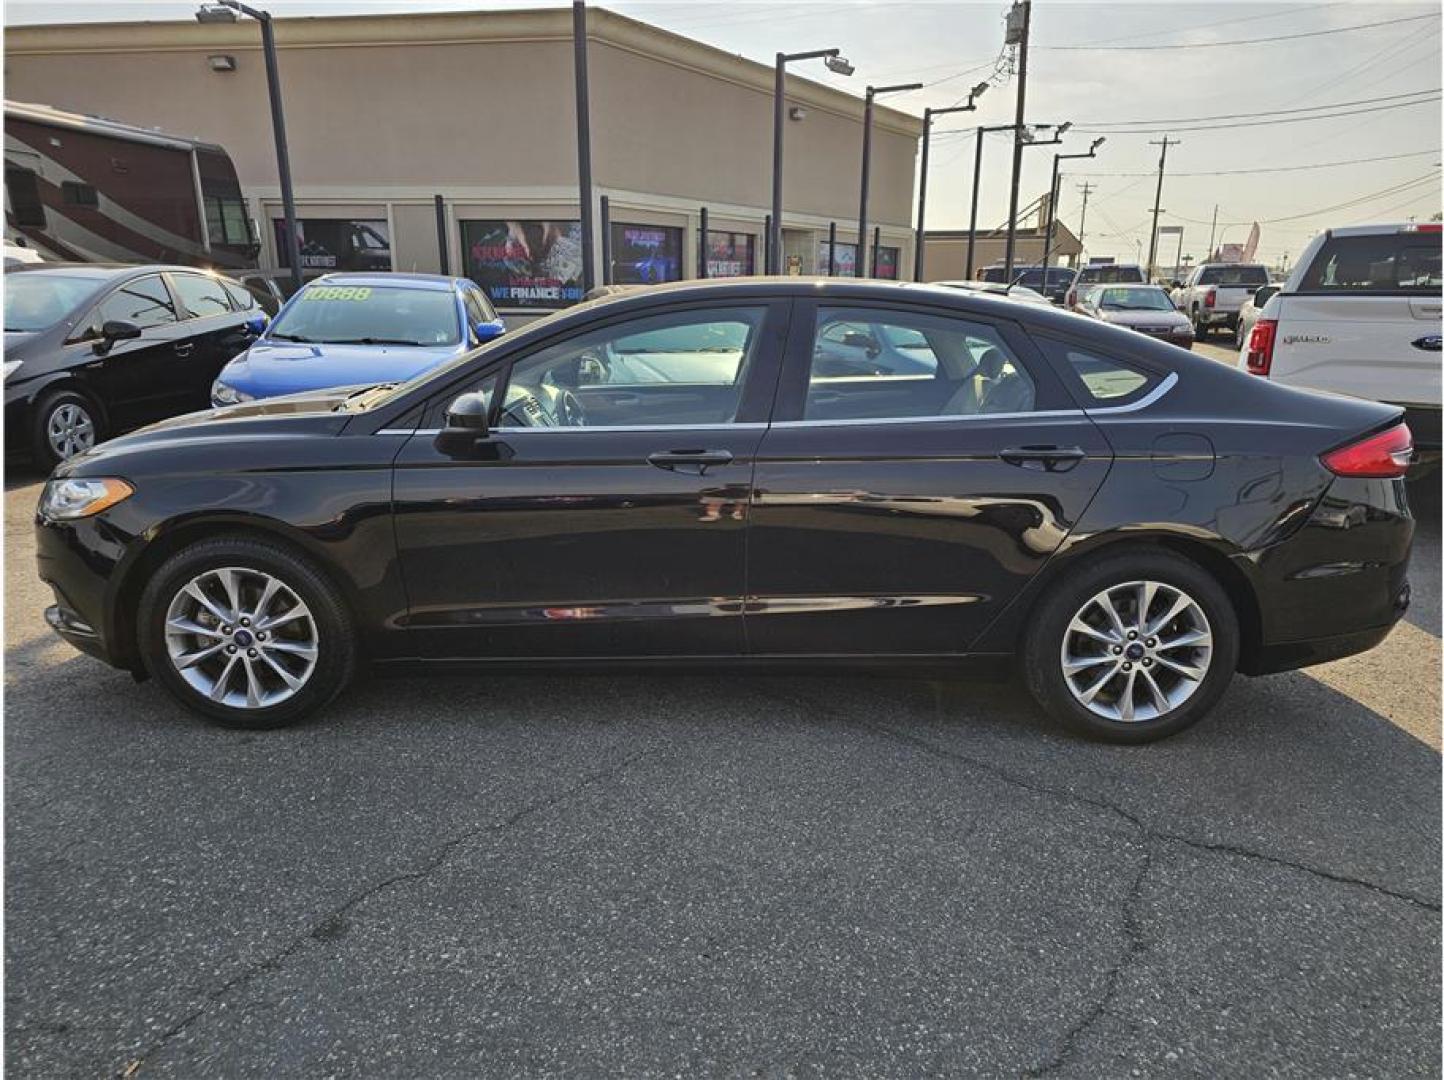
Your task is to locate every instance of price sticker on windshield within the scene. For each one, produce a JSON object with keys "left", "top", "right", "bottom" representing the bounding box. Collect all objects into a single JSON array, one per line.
[{"left": 303, "top": 287, "right": 373, "bottom": 301}]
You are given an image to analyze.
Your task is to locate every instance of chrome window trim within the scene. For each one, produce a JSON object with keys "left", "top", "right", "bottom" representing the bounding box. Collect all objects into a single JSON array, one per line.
[{"left": 374, "top": 373, "right": 1178, "bottom": 437}]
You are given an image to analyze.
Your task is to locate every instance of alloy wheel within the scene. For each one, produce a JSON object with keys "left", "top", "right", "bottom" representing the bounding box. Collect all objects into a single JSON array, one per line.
[
  {"left": 46, "top": 402, "right": 95, "bottom": 460},
  {"left": 1060, "top": 580, "right": 1213, "bottom": 723},
  {"left": 163, "top": 566, "right": 319, "bottom": 709}
]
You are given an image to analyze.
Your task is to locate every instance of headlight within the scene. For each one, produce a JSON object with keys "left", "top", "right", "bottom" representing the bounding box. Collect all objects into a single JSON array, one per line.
[
  {"left": 39, "top": 477, "right": 134, "bottom": 521},
  {"left": 210, "top": 379, "right": 253, "bottom": 407},
  {"left": 3, "top": 360, "right": 22, "bottom": 380}
]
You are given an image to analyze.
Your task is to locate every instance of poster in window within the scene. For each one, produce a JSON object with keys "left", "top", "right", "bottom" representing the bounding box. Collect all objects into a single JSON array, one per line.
[
  {"left": 461, "top": 220, "right": 585, "bottom": 308},
  {"left": 817, "top": 240, "right": 858, "bottom": 277},
  {"left": 874, "top": 245, "right": 900, "bottom": 280},
  {"left": 703, "top": 231, "right": 755, "bottom": 278},
  {"left": 611, "top": 223, "right": 682, "bottom": 284},
  {"left": 273, "top": 218, "right": 392, "bottom": 272}
]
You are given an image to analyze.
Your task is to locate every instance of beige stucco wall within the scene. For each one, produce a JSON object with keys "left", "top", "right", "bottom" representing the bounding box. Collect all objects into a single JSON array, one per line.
[
  {"left": 922, "top": 232, "right": 1084, "bottom": 281},
  {"left": 5, "top": 7, "right": 922, "bottom": 295}
]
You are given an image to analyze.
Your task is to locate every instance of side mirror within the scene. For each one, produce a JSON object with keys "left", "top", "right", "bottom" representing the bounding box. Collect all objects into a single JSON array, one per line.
[
  {"left": 93, "top": 319, "right": 141, "bottom": 354},
  {"left": 434, "top": 391, "right": 490, "bottom": 457},
  {"left": 472, "top": 320, "right": 505, "bottom": 345},
  {"left": 244, "top": 314, "right": 268, "bottom": 336}
]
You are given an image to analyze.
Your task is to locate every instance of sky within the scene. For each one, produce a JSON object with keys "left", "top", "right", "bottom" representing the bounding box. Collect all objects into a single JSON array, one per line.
[{"left": 6, "top": 0, "right": 1441, "bottom": 268}]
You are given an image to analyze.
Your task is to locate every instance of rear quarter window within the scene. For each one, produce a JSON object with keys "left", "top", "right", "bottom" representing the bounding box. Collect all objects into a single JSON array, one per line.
[{"left": 1037, "top": 337, "right": 1161, "bottom": 407}]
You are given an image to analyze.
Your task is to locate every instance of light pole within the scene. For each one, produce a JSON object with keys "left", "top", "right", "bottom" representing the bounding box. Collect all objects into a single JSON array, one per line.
[
  {"left": 1041, "top": 136, "right": 1104, "bottom": 273},
  {"left": 771, "top": 48, "right": 853, "bottom": 275},
  {"left": 1002, "top": 0, "right": 1031, "bottom": 278},
  {"left": 913, "top": 82, "right": 988, "bottom": 282},
  {"left": 966, "top": 122, "right": 1051, "bottom": 279},
  {"left": 197, "top": 1, "right": 302, "bottom": 292},
  {"left": 857, "top": 81, "right": 922, "bottom": 277}
]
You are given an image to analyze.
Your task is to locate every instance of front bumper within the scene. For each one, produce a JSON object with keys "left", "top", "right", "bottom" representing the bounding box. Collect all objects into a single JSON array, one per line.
[{"left": 35, "top": 508, "right": 137, "bottom": 671}]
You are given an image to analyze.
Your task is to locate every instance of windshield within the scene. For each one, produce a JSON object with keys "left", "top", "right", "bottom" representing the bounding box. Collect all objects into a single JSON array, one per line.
[
  {"left": 4, "top": 273, "right": 104, "bottom": 331},
  {"left": 267, "top": 283, "right": 460, "bottom": 346},
  {"left": 1096, "top": 287, "right": 1174, "bottom": 311}
]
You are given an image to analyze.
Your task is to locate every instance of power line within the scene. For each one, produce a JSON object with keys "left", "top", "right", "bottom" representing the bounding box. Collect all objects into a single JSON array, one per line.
[
  {"left": 1070, "top": 148, "right": 1443, "bottom": 179},
  {"left": 1038, "top": 11, "right": 1440, "bottom": 51},
  {"left": 1055, "top": 2, "right": 1344, "bottom": 49},
  {"left": 1166, "top": 172, "right": 1441, "bottom": 227},
  {"left": 1074, "top": 88, "right": 1439, "bottom": 130},
  {"left": 1076, "top": 92, "right": 1439, "bottom": 134}
]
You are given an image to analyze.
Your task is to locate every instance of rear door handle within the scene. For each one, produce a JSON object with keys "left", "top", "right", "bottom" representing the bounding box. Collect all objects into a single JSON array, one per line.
[
  {"left": 1411, "top": 335, "right": 1441, "bottom": 351},
  {"left": 173, "top": 341, "right": 195, "bottom": 357},
  {"left": 999, "top": 445, "right": 1087, "bottom": 472},
  {"left": 647, "top": 449, "right": 734, "bottom": 475}
]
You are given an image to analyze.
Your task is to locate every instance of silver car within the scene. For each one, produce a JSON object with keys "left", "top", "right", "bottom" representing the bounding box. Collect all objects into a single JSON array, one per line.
[{"left": 1234, "top": 283, "right": 1281, "bottom": 348}]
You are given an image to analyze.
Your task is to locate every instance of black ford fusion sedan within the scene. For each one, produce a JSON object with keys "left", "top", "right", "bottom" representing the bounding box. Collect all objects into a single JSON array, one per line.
[{"left": 35, "top": 279, "right": 1413, "bottom": 743}]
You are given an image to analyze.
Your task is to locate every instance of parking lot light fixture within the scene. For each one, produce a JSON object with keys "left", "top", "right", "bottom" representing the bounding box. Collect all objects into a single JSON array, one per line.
[
  {"left": 914, "top": 84, "right": 989, "bottom": 281},
  {"left": 1042, "top": 136, "right": 1105, "bottom": 272},
  {"left": 771, "top": 49, "right": 851, "bottom": 274},
  {"left": 857, "top": 82, "right": 923, "bottom": 277},
  {"left": 195, "top": 0, "right": 302, "bottom": 292}
]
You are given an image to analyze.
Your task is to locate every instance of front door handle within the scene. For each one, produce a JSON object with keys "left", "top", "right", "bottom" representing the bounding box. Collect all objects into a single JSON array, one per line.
[
  {"left": 173, "top": 341, "right": 195, "bottom": 357},
  {"left": 647, "top": 449, "right": 734, "bottom": 476},
  {"left": 1411, "top": 335, "right": 1441, "bottom": 352},
  {"left": 999, "top": 445, "right": 1087, "bottom": 472}
]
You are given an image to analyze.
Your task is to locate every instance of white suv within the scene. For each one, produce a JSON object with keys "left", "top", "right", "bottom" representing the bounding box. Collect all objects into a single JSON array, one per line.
[{"left": 1240, "top": 223, "right": 1442, "bottom": 453}]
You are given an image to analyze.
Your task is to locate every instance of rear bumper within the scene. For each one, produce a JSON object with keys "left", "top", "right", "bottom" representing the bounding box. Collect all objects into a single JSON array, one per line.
[{"left": 1241, "top": 474, "right": 1413, "bottom": 674}]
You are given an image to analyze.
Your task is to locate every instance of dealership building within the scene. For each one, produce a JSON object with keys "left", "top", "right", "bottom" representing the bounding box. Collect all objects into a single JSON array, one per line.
[{"left": 6, "top": 8, "right": 925, "bottom": 317}]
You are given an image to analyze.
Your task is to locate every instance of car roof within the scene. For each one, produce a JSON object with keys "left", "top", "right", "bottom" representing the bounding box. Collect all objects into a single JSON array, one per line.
[
  {"left": 6, "top": 262, "right": 205, "bottom": 278},
  {"left": 560, "top": 276, "right": 1103, "bottom": 332},
  {"left": 312, "top": 272, "right": 461, "bottom": 291}
]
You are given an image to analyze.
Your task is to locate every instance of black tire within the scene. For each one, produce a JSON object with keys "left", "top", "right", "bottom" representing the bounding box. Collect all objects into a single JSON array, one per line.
[
  {"left": 137, "top": 536, "right": 357, "bottom": 729},
  {"left": 1191, "top": 308, "right": 1209, "bottom": 342},
  {"left": 31, "top": 387, "right": 103, "bottom": 470},
  {"left": 1234, "top": 320, "right": 1246, "bottom": 349},
  {"left": 1021, "top": 548, "right": 1239, "bottom": 744}
]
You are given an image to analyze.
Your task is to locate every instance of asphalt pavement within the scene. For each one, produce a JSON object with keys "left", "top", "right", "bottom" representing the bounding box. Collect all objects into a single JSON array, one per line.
[{"left": 5, "top": 452, "right": 1440, "bottom": 1077}]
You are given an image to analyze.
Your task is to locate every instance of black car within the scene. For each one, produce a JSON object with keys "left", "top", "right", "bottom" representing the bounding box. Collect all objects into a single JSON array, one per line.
[
  {"left": 35, "top": 279, "right": 1413, "bottom": 742},
  {"left": 5, "top": 263, "right": 266, "bottom": 467}
]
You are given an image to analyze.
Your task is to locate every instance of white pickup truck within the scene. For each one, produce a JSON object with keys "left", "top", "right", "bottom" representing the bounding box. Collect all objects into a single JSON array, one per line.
[
  {"left": 1171, "top": 262, "right": 1271, "bottom": 341},
  {"left": 1239, "top": 222, "right": 1442, "bottom": 453}
]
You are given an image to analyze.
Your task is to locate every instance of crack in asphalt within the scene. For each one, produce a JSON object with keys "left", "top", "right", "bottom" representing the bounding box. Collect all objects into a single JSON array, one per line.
[
  {"left": 756, "top": 686, "right": 1442, "bottom": 1076},
  {"left": 1027, "top": 843, "right": 1155, "bottom": 1078},
  {"left": 114, "top": 749, "right": 649, "bottom": 1078}
]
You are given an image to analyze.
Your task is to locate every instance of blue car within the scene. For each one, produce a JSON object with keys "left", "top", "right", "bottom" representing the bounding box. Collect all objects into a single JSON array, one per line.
[{"left": 210, "top": 272, "right": 505, "bottom": 406}]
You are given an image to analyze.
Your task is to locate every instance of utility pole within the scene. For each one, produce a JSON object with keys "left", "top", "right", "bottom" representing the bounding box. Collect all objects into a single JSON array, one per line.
[
  {"left": 1002, "top": 0, "right": 1031, "bottom": 278},
  {"left": 1076, "top": 180, "right": 1094, "bottom": 256},
  {"left": 1145, "top": 134, "right": 1177, "bottom": 282},
  {"left": 1206, "top": 203, "right": 1218, "bottom": 261}
]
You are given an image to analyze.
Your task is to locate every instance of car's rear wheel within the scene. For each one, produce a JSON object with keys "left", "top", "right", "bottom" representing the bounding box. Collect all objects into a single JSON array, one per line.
[
  {"left": 1191, "top": 308, "right": 1209, "bottom": 341},
  {"left": 137, "top": 537, "right": 357, "bottom": 729},
  {"left": 32, "top": 388, "right": 102, "bottom": 469},
  {"left": 1022, "top": 550, "right": 1239, "bottom": 743},
  {"left": 1234, "top": 319, "right": 1247, "bottom": 349}
]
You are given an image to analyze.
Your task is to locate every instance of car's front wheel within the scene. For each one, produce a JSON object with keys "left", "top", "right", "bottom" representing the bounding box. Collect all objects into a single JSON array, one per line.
[
  {"left": 137, "top": 536, "right": 357, "bottom": 729},
  {"left": 1022, "top": 550, "right": 1239, "bottom": 743},
  {"left": 33, "top": 388, "right": 102, "bottom": 468}
]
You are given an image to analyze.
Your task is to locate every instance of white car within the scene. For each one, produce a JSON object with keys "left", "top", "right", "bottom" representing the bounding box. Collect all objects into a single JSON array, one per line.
[
  {"left": 1239, "top": 222, "right": 1441, "bottom": 453},
  {"left": 3, "top": 239, "right": 43, "bottom": 268}
]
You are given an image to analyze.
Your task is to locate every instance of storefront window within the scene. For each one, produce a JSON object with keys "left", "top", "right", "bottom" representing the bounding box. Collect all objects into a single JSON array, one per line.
[
  {"left": 817, "top": 240, "right": 858, "bottom": 278},
  {"left": 273, "top": 218, "right": 391, "bottom": 273},
  {"left": 461, "top": 220, "right": 585, "bottom": 309},
  {"left": 611, "top": 223, "right": 682, "bottom": 284},
  {"left": 874, "top": 245, "right": 900, "bottom": 280},
  {"left": 702, "top": 231, "right": 755, "bottom": 278}
]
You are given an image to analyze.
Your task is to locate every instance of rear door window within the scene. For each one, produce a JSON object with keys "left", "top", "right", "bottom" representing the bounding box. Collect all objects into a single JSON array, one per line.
[
  {"left": 1301, "top": 234, "right": 1443, "bottom": 293},
  {"left": 1198, "top": 265, "right": 1269, "bottom": 287},
  {"left": 170, "top": 273, "right": 235, "bottom": 319}
]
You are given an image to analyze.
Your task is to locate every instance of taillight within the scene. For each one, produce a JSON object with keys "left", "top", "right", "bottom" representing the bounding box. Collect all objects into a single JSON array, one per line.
[
  {"left": 1321, "top": 423, "right": 1414, "bottom": 478},
  {"left": 1204, "top": 290, "right": 1216, "bottom": 308},
  {"left": 1245, "top": 317, "right": 1276, "bottom": 375}
]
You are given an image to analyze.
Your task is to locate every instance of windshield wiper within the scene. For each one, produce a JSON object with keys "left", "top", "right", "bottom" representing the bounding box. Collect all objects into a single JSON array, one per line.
[
  {"left": 325, "top": 337, "right": 427, "bottom": 347},
  {"left": 332, "top": 383, "right": 398, "bottom": 412},
  {"left": 268, "top": 332, "right": 313, "bottom": 342}
]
